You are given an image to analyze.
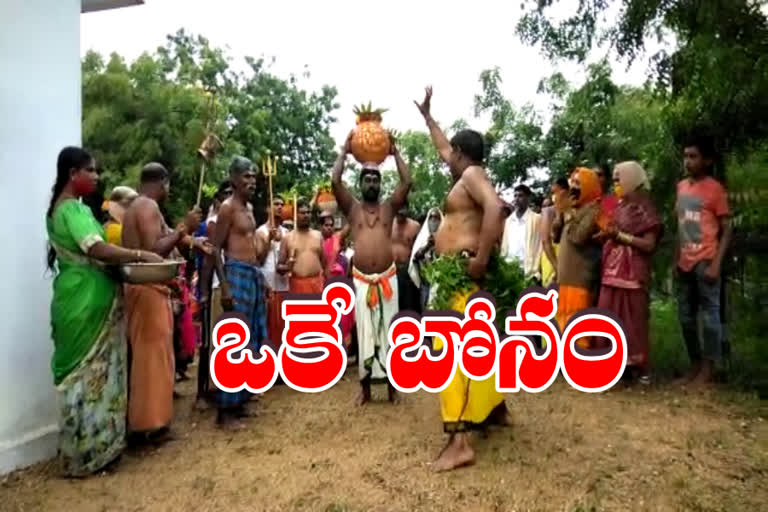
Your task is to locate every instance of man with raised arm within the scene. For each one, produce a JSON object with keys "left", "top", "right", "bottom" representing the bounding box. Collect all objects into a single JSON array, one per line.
[
  {"left": 331, "top": 132, "right": 412, "bottom": 406},
  {"left": 414, "top": 86, "right": 510, "bottom": 472},
  {"left": 204, "top": 156, "right": 269, "bottom": 428}
]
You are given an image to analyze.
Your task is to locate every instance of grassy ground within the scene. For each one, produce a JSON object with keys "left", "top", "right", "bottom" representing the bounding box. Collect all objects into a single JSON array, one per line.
[{"left": 2, "top": 363, "right": 767, "bottom": 512}]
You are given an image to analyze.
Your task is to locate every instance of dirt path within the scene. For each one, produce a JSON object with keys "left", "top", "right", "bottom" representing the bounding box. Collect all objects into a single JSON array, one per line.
[{"left": 3, "top": 366, "right": 767, "bottom": 512}]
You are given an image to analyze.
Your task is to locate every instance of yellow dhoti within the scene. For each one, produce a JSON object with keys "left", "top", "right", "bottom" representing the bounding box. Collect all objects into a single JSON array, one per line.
[
  {"left": 541, "top": 244, "right": 558, "bottom": 287},
  {"left": 434, "top": 285, "right": 505, "bottom": 432}
]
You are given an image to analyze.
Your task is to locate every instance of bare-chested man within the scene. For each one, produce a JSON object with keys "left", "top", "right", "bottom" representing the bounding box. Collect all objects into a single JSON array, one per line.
[
  {"left": 122, "top": 162, "right": 206, "bottom": 443},
  {"left": 392, "top": 201, "right": 422, "bottom": 314},
  {"left": 277, "top": 199, "right": 328, "bottom": 294},
  {"left": 204, "top": 156, "right": 269, "bottom": 427},
  {"left": 415, "top": 87, "right": 510, "bottom": 472},
  {"left": 332, "top": 132, "right": 411, "bottom": 405}
]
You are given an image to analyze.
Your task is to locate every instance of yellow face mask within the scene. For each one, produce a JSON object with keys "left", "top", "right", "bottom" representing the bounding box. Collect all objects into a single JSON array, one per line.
[{"left": 614, "top": 184, "right": 624, "bottom": 198}]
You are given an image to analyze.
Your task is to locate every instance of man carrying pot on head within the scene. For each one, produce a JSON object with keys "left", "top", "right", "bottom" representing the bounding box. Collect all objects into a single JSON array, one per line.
[{"left": 332, "top": 131, "right": 411, "bottom": 406}]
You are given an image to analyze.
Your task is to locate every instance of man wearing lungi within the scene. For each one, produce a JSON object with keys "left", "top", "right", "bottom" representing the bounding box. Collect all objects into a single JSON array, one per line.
[
  {"left": 331, "top": 131, "right": 412, "bottom": 406},
  {"left": 209, "top": 156, "right": 269, "bottom": 428}
]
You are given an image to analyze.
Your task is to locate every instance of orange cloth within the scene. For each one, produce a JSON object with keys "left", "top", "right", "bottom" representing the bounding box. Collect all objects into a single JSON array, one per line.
[
  {"left": 352, "top": 265, "right": 397, "bottom": 309},
  {"left": 266, "top": 289, "right": 286, "bottom": 349},
  {"left": 572, "top": 167, "right": 602, "bottom": 206},
  {"left": 556, "top": 284, "right": 594, "bottom": 350},
  {"left": 289, "top": 274, "right": 325, "bottom": 294},
  {"left": 124, "top": 284, "right": 174, "bottom": 433}
]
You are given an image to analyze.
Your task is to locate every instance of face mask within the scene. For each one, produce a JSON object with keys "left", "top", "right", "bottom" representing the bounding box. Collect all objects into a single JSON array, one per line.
[
  {"left": 72, "top": 172, "right": 96, "bottom": 196},
  {"left": 614, "top": 184, "right": 624, "bottom": 198}
]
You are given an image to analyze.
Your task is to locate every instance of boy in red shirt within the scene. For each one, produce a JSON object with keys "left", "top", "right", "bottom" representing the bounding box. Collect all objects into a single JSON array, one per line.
[{"left": 675, "top": 135, "right": 732, "bottom": 386}]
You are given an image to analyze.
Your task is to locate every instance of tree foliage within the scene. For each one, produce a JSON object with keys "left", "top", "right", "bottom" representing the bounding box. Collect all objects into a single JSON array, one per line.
[
  {"left": 517, "top": 0, "right": 768, "bottom": 159},
  {"left": 474, "top": 68, "right": 545, "bottom": 187},
  {"left": 82, "top": 29, "right": 339, "bottom": 221}
]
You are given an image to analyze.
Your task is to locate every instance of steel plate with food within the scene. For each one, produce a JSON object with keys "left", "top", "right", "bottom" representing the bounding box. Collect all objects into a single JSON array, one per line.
[{"left": 117, "top": 260, "right": 182, "bottom": 284}]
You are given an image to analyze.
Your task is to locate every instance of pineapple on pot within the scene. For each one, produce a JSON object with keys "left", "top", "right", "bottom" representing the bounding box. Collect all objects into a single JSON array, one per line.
[{"left": 351, "top": 102, "right": 391, "bottom": 165}]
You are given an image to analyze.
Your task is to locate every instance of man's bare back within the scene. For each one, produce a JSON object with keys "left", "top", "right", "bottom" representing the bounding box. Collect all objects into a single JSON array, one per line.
[
  {"left": 392, "top": 218, "right": 421, "bottom": 263},
  {"left": 283, "top": 229, "right": 325, "bottom": 277},
  {"left": 217, "top": 197, "right": 265, "bottom": 265},
  {"left": 122, "top": 196, "right": 165, "bottom": 252}
]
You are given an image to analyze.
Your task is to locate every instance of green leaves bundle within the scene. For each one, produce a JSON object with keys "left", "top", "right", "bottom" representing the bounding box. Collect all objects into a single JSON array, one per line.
[{"left": 422, "top": 252, "right": 535, "bottom": 331}]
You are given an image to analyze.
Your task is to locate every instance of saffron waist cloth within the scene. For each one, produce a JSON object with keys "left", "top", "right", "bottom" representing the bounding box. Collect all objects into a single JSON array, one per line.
[
  {"left": 265, "top": 289, "right": 287, "bottom": 353},
  {"left": 289, "top": 274, "right": 325, "bottom": 295},
  {"left": 217, "top": 259, "right": 267, "bottom": 408},
  {"left": 123, "top": 283, "right": 174, "bottom": 433},
  {"left": 396, "top": 261, "right": 422, "bottom": 314},
  {"left": 352, "top": 263, "right": 398, "bottom": 382}
]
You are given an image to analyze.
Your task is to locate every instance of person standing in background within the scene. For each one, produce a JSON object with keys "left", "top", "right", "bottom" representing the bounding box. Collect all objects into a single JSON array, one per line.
[
  {"left": 278, "top": 199, "right": 328, "bottom": 294},
  {"left": 392, "top": 201, "right": 423, "bottom": 313},
  {"left": 540, "top": 178, "right": 569, "bottom": 287},
  {"left": 596, "top": 162, "right": 662, "bottom": 385},
  {"left": 257, "top": 196, "right": 289, "bottom": 351},
  {"left": 103, "top": 186, "right": 138, "bottom": 245},
  {"left": 320, "top": 212, "right": 353, "bottom": 345},
  {"left": 552, "top": 168, "right": 602, "bottom": 344},
  {"left": 675, "top": 134, "right": 732, "bottom": 387},
  {"left": 500, "top": 184, "right": 542, "bottom": 281}
]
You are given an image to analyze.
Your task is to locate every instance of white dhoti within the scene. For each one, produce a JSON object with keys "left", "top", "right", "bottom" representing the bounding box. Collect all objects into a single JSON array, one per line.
[{"left": 352, "top": 263, "right": 399, "bottom": 381}]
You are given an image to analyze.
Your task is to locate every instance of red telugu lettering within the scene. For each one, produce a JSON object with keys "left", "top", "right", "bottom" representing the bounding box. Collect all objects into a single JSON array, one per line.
[
  {"left": 387, "top": 315, "right": 457, "bottom": 393},
  {"left": 560, "top": 313, "right": 627, "bottom": 392},
  {"left": 458, "top": 297, "right": 498, "bottom": 381},
  {"left": 278, "top": 282, "right": 352, "bottom": 392},
  {"left": 210, "top": 317, "right": 278, "bottom": 394},
  {"left": 497, "top": 290, "right": 561, "bottom": 392}
]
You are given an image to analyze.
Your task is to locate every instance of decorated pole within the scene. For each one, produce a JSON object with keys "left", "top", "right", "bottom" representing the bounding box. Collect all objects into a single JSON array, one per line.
[{"left": 263, "top": 155, "right": 277, "bottom": 227}]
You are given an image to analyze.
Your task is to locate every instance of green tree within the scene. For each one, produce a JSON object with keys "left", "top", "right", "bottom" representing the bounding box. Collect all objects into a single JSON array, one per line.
[
  {"left": 517, "top": 0, "right": 768, "bottom": 159},
  {"left": 474, "top": 68, "right": 545, "bottom": 186},
  {"left": 82, "top": 29, "right": 339, "bottom": 221}
]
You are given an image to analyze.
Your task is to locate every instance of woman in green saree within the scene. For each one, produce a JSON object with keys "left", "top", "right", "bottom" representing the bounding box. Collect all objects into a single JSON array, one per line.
[{"left": 46, "top": 147, "right": 162, "bottom": 476}]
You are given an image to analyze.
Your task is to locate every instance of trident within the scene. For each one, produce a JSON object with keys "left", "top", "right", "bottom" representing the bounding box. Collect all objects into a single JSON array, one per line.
[{"left": 262, "top": 154, "right": 277, "bottom": 227}]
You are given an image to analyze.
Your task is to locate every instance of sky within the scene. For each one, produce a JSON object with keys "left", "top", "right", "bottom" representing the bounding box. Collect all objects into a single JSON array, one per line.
[{"left": 80, "top": 0, "right": 662, "bottom": 194}]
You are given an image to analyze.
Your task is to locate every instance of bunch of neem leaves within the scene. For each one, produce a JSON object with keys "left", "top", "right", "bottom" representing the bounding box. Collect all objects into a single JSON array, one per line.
[{"left": 422, "top": 253, "right": 535, "bottom": 331}]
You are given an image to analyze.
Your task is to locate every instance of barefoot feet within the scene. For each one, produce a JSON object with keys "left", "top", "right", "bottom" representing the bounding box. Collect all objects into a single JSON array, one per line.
[{"left": 432, "top": 433, "right": 475, "bottom": 472}]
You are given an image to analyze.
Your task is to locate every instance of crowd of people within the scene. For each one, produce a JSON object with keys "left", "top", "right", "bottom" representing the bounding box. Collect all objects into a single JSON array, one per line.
[{"left": 44, "top": 87, "right": 731, "bottom": 477}]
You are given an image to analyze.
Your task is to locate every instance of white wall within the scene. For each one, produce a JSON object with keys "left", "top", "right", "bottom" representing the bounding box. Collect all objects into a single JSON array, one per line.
[{"left": 0, "top": 0, "right": 82, "bottom": 474}]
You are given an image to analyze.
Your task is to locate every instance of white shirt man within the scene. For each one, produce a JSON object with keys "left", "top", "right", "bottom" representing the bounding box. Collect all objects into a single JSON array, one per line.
[{"left": 500, "top": 186, "right": 542, "bottom": 280}]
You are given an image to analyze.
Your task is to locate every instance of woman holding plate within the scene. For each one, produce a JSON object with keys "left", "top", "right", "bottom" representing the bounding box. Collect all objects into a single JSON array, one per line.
[{"left": 46, "top": 146, "right": 162, "bottom": 477}]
